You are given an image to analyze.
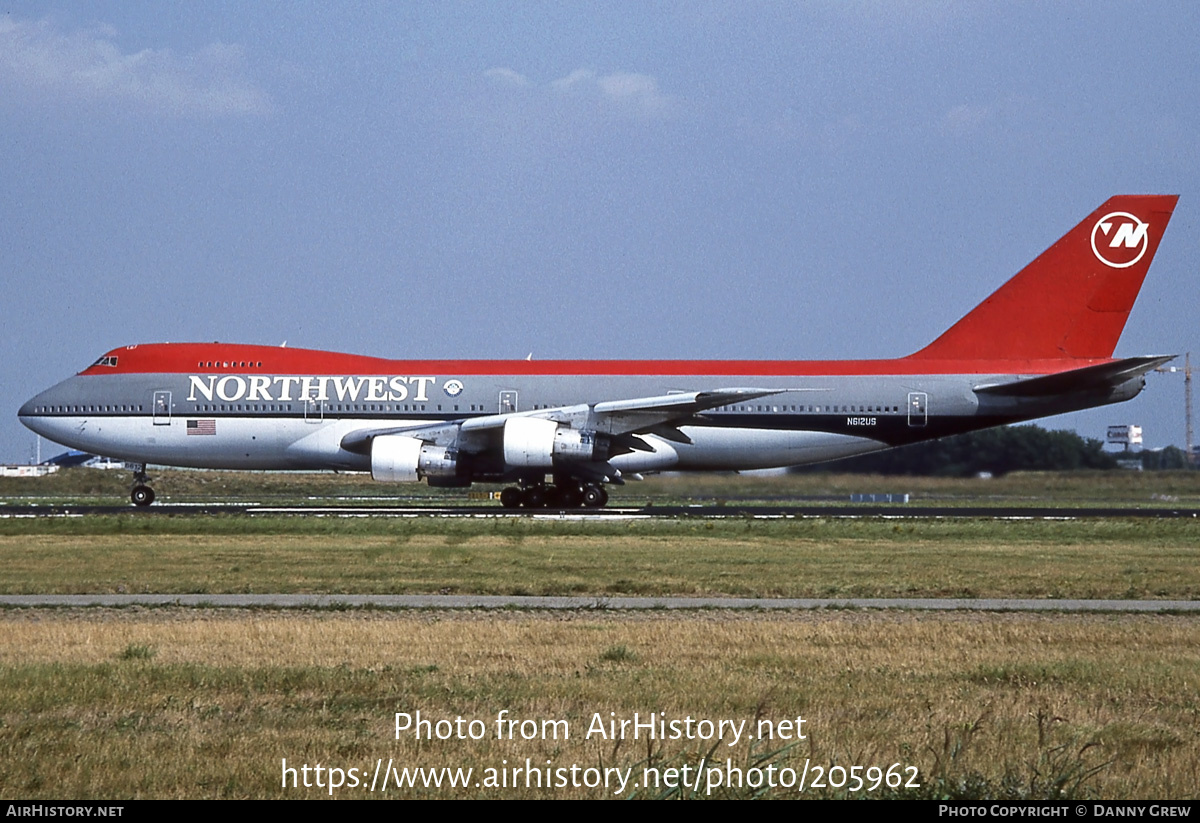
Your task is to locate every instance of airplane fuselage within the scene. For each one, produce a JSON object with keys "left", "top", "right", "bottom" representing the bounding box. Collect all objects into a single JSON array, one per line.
[{"left": 19, "top": 347, "right": 1143, "bottom": 478}]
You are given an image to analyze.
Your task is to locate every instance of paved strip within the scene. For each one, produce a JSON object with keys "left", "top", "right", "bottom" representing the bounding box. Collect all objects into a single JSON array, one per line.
[
  {"left": 1, "top": 594, "right": 1198, "bottom": 612},
  {"left": 2, "top": 504, "right": 1199, "bottom": 518},
  {"left": 249, "top": 505, "right": 1200, "bottom": 519}
]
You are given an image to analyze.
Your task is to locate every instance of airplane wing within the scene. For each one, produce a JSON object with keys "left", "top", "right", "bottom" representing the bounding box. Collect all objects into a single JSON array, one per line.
[
  {"left": 973, "top": 356, "right": 1174, "bottom": 397},
  {"left": 339, "top": 387, "right": 798, "bottom": 455}
]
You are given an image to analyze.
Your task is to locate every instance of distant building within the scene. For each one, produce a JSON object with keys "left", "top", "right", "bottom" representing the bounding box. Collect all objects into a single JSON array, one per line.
[
  {"left": 0, "top": 464, "right": 60, "bottom": 477},
  {"left": 85, "top": 456, "right": 127, "bottom": 470},
  {"left": 1106, "top": 425, "right": 1143, "bottom": 449}
]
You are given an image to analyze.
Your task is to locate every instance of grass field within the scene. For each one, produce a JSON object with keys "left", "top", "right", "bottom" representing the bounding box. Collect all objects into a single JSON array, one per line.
[
  {"left": 2, "top": 469, "right": 1199, "bottom": 800},
  {"left": 2, "top": 609, "right": 1198, "bottom": 799},
  {"left": 1, "top": 514, "right": 1199, "bottom": 599}
]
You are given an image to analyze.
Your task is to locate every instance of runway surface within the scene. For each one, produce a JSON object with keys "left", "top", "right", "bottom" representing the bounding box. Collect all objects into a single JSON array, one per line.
[
  {"left": 3, "top": 503, "right": 1199, "bottom": 518},
  {"left": 2, "top": 593, "right": 1197, "bottom": 612}
]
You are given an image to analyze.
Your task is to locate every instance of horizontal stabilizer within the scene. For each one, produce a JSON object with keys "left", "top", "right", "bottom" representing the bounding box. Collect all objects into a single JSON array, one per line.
[{"left": 974, "top": 356, "right": 1173, "bottom": 397}]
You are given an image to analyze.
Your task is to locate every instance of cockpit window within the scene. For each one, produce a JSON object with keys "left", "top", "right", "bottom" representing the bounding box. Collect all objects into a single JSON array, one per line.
[{"left": 91, "top": 355, "right": 119, "bottom": 367}]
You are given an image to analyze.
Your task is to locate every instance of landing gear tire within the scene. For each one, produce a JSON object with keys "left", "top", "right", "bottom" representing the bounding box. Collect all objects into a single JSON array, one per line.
[
  {"left": 582, "top": 484, "right": 608, "bottom": 508},
  {"left": 131, "top": 485, "right": 155, "bottom": 507},
  {"left": 557, "top": 484, "right": 584, "bottom": 509},
  {"left": 499, "top": 482, "right": 602, "bottom": 509}
]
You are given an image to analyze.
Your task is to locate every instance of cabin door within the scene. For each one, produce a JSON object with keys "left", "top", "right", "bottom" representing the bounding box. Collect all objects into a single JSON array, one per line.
[
  {"left": 907, "top": 392, "right": 928, "bottom": 427},
  {"left": 153, "top": 391, "right": 171, "bottom": 425}
]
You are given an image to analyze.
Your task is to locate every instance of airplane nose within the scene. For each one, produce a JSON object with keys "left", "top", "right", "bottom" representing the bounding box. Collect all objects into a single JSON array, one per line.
[
  {"left": 18, "top": 395, "right": 49, "bottom": 440},
  {"left": 18, "top": 386, "right": 61, "bottom": 439},
  {"left": 18, "top": 396, "right": 39, "bottom": 419},
  {"left": 17, "top": 382, "right": 89, "bottom": 449}
]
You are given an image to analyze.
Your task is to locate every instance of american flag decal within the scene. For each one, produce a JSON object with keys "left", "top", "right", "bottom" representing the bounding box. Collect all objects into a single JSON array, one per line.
[{"left": 187, "top": 419, "right": 216, "bottom": 436}]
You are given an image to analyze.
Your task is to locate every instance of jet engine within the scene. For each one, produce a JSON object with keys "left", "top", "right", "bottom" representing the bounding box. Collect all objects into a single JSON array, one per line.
[
  {"left": 370, "top": 435, "right": 458, "bottom": 482},
  {"left": 503, "top": 417, "right": 607, "bottom": 467}
]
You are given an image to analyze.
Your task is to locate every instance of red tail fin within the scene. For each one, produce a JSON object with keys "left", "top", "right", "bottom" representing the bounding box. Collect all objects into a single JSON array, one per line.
[{"left": 910, "top": 195, "right": 1178, "bottom": 361}]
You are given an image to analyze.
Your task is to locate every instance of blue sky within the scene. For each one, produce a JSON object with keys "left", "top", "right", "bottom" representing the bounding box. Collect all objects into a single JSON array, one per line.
[{"left": 3, "top": 2, "right": 1197, "bottom": 463}]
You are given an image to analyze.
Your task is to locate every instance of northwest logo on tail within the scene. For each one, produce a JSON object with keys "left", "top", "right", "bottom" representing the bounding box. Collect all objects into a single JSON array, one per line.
[{"left": 1091, "top": 211, "right": 1149, "bottom": 268}]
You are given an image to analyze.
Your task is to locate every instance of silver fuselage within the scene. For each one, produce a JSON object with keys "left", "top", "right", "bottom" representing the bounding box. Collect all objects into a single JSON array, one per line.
[{"left": 19, "top": 363, "right": 1142, "bottom": 479}]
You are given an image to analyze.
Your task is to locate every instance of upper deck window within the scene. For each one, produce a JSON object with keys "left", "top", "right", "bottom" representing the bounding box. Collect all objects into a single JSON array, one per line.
[{"left": 91, "top": 355, "right": 118, "bottom": 367}]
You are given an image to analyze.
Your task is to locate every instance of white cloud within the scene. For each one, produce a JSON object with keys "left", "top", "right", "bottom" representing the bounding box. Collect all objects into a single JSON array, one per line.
[
  {"left": 0, "top": 16, "right": 271, "bottom": 117},
  {"left": 550, "top": 68, "right": 595, "bottom": 91},
  {"left": 593, "top": 72, "right": 669, "bottom": 113},
  {"left": 942, "top": 103, "right": 992, "bottom": 135},
  {"left": 485, "top": 66, "right": 675, "bottom": 117},
  {"left": 483, "top": 67, "right": 528, "bottom": 87}
]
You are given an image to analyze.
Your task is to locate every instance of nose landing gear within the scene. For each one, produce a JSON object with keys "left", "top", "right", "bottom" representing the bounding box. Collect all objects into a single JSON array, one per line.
[{"left": 130, "top": 464, "right": 156, "bottom": 507}]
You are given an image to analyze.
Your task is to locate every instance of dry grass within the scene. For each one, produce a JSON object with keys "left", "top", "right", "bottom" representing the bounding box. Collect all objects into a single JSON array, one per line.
[{"left": 2, "top": 609, "right": 1198, "bottom": 799}]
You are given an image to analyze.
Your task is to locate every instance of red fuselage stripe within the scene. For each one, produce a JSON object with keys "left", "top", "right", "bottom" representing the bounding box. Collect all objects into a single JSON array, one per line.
[{"left": 81, "top": 344, "right": 1111, "bottom": 378}]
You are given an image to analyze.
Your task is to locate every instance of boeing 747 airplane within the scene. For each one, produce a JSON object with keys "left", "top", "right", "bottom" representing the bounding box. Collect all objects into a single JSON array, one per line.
[{"left": 19, "top": 195, "right": 1178, "bottom": 507}]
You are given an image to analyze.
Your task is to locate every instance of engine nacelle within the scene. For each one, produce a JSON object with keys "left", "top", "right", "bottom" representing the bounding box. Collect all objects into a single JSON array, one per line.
[
  {"left": 371, "top": 435, "right": 458, "bottom": 482},
  {"left": 553, "top": 427, "right": 606, "bottom": 462},
  {"left": 503, "top": 417, "right": 606, "bottom": 467}
]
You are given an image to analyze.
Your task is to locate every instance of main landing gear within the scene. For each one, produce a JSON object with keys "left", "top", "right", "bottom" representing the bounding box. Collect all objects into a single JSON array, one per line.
[
  {"left": 130, "top": 464, "right": 156, "bottom": 507},
  {"left": 499, "top": 481, "right": 609, "bottom": 509}
]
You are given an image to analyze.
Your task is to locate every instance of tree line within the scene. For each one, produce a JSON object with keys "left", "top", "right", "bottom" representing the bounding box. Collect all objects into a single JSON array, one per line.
[{"left": 797, "top": 425, "right": 1192, "bottom": 476}]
